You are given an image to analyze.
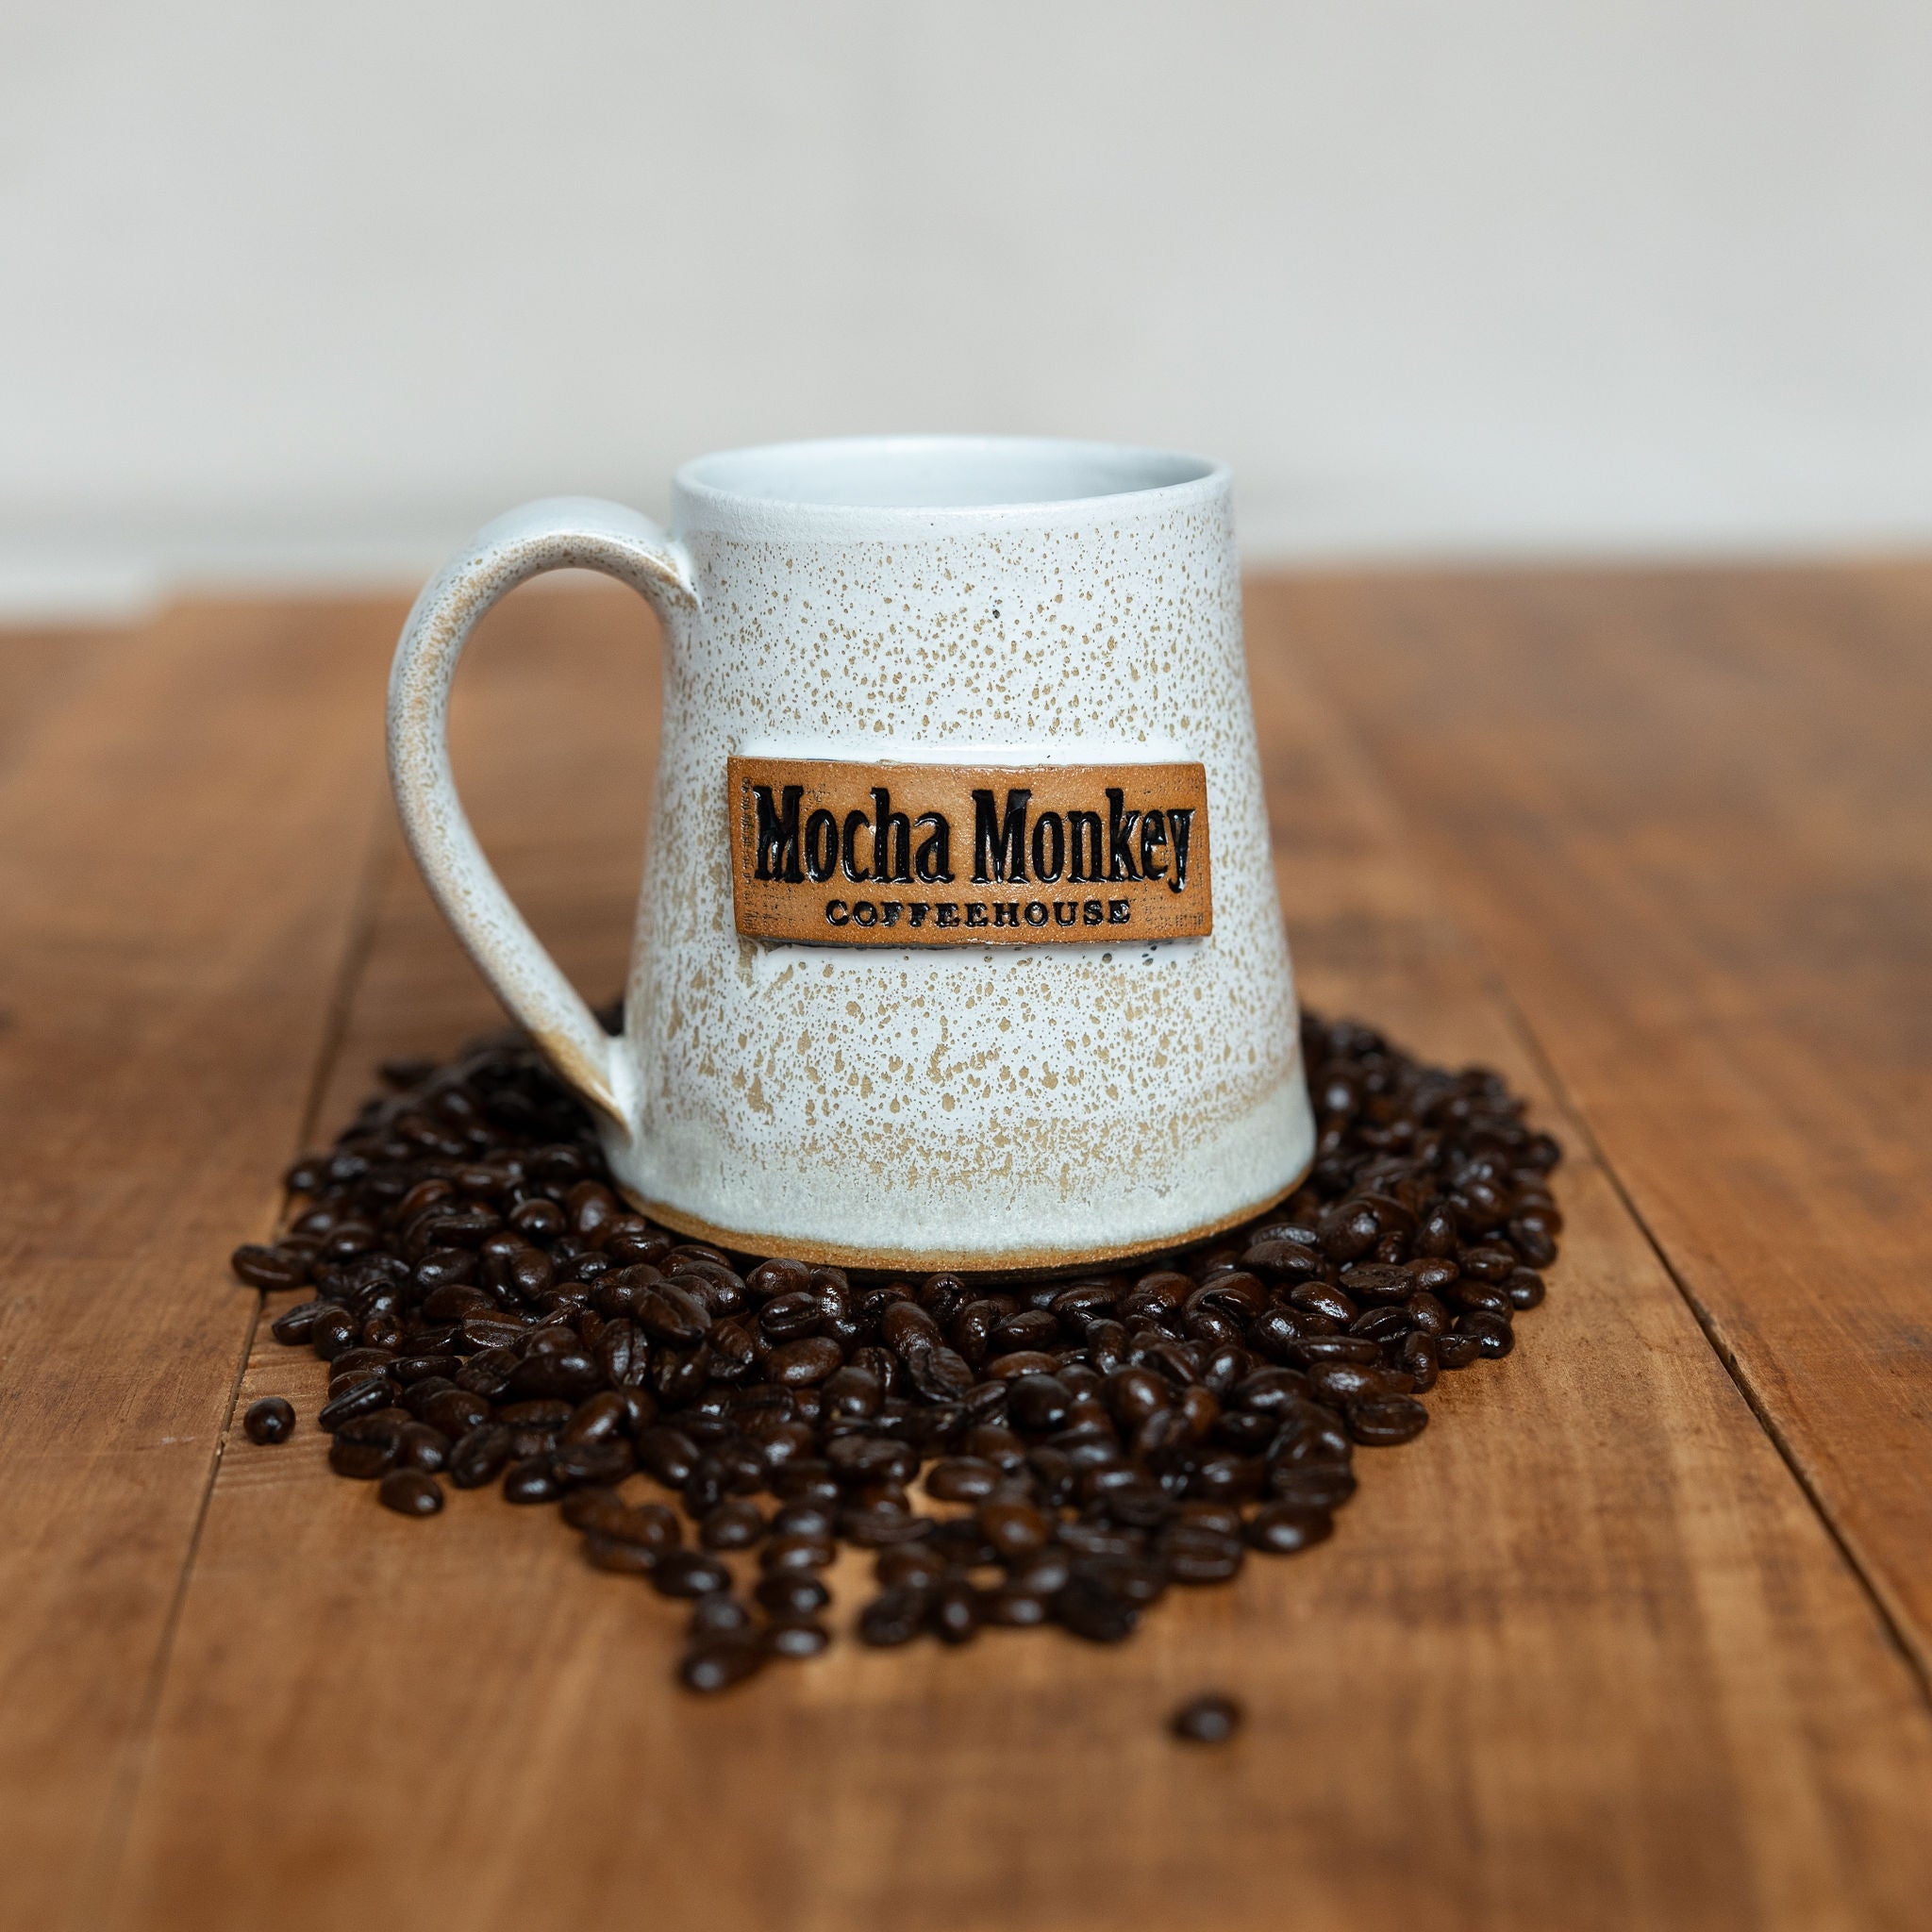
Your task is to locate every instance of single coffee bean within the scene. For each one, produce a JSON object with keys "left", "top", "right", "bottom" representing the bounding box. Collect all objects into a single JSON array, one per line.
[
  {"left": 1057, "top": 1572, "right": 1140, "bottom": 1643},
  {"left": 924, "top": 1457, "right": 1001, "bottom": 1502},
  {"left": 377, "top": 1468, "right": 444, "bottom": 1517},
  {"left": 309, "top": 1307, "right": 361, "bottom": 1359},
  {"left": 634, "top": 1425, "right": 700, "bottom": 1488},
  {"left": 1007, "top": 1374, "right": 1073, "bottom": 1433},
  {"left": 501, "top": 1456, "right": 562, "bottom": 1504},
  {"left": 875, "top": 1543, "right": 950, "bottom": 1588},
  {"left": 764, "top": 1617, "right": 832, "bottom": 1659},
  {"left": 1459, "top": 1309, "right": 1516, "bottom": 1359},
  {"left": 929, "top": 1580, "right": 982, "bottom": 1645},
  {"left": 652, "top": 1551, "right": 733, "bottom": 1598},
  {"left": 1507, "top": 1267, "right": 1548, "bottom": 1310},
  {"left": 1247, "top": 1502, "right": 1334, "bottom": 1554},
  {"left": 755, "top": 1572, "right": 831, "bottom": 1617},
  {"left": 392, "top": 1422, "right": 450, "bottom": 1473},
  {"left": 327, "top": 1438, "right": 392, "bottom": 1480},
  {"left": 700, "top": 1500, "right": 767, "bottom": 1550},
  {"left": 552, "top": 1439, "right": 637, "bottom": 1488},
  {"left": 583, "top": 1532, "right": 658, "bottom": 1574},
  {"left": 1161, "top": 1526, "right": 1245, "bottom": 1584},
  {"left": 269, "top": 1300, "right": 328, "bottom": 1344},
  {"left": 858, "top": 1588, "right": 931, "bottom": 1647},
  {"left": 316, "top": 1378, "right": 393, "bottom": 1431},
  {"left": 447, "top": 1423, "right": 514, "bottom": 1489},
  {"left": 978, "top": 1500, "right": 1052, "bottom": 1559},
  {"left": 1346, "top": 1394, "right": 1430, "bottom": 1446},
  {"left": 243, "top": 1396, "right": 295, "bottom": 1444},
  {"left": 1170, "top": 1692, "right": 1243, "bottom": 1744},
  {"left": 688, "top": 1593, "right": 754, "bottom": 1638},
  {"left": 679, "top": 1635, "right": 766, "bottom": 1693},
  {"left": 230, "top": 1242, "right": 311, "bottom": 1291},
  {"left": 1268, "top": 1462, "right": 1357, "bottom": 1509},
  {"left": 769, "top": 1501, "right": 837, "bottom": 1541}
]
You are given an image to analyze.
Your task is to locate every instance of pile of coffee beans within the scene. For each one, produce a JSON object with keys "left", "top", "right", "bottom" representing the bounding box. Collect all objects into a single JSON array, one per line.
[{"left": 230, "top": 1008, "right": 1561, "bottom": 1693}]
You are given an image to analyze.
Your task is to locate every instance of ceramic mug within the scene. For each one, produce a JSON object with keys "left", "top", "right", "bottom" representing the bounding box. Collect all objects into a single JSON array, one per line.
[{"left": 388, "top": 435, "right": 1313, "bottom": 1270}]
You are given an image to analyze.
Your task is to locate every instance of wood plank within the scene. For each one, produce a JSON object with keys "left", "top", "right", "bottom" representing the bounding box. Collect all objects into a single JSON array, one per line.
[
  {"left": 1262, "top": 563, "right": 1932, "bottom": 1676},
  {"left": 108, "top": 588, "right": 1932, "bottom": 1932},
  {"left": 0, "top": 623, "right": 121, "bottom": 778},
  {"left": 0, "top": 597, "right": 400, "bottom": 1932}
]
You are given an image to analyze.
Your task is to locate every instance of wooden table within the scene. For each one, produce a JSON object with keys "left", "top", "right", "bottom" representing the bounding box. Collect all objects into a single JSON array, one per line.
[{"left": 4, "top": 566, "right": 1929, "bottom": 1932}]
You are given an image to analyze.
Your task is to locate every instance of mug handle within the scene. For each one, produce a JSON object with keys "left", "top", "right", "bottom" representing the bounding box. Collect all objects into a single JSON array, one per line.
[{"left": 386, "top": 496, "right": 698, "bottom": 1134}]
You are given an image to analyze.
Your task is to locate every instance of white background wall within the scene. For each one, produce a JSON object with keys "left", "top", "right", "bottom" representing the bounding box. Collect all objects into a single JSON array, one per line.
[{"left": 3, "top": 1, "right": 1929, "bottom": 613}]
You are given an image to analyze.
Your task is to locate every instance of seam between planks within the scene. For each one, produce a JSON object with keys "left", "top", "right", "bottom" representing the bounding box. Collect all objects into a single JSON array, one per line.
[
  {"left": 1482, "top": 964, "right": 1932, "bottom": 1711},
  {"left": 78, "top": 793, "right": 397, "bottom": 1927}
]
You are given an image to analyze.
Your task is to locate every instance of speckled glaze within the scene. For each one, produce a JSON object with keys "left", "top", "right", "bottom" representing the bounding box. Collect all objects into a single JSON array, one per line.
[{"left": 389, "top": 437, "right": 1313, "bottom": 1269}]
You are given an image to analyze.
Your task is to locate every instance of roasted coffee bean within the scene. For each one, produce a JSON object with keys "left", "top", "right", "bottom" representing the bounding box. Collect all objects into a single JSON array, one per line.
[
  {"left": 502, "top": 1456, "right": 562, "bottom": 1504},
  {"left": 978, "top": 1500, "right": 1051, "bottom": 1559},
  {"left": 243, "top": 1396, "right": 296, "bottom": 1444},
  {"left": 1454, "top": 1278, "right": 1516, "bottom": 1319},
  {"left": 1460, "top": 1243, "right": 1520, "bottom": 1283},
  {"left": 929, "top": 1580, "right": 982, "bottom": 1645},
  {"left": 1507, "top": 1267, "right": 1547, "bottom": 1310},
  {"left": 422, "top": 1388, "right": 491, "bottom": 1440},
  {"left": 560, "top": 1485, "right": 626, "bottom": 1532},
  {"left": 1161, "top": 1525, "right": 1245, "bottom": 1584},
  {"left": 309, "top": 1307, "right": 361, "bottom": 1359},
  {"left": 1170, "top": 1692, "right": 1243, "bottom": 1744},
  {"left": 689, "top": 1593, "right": 754, "bottom": 1638},
  {"left": 875, "top": 1543, "right": 950, "bottom": 1589},
  {"left": 447, "top": 1423, "right": 514, "bottom": 1488},
  {"left": 1057, "top": 1572, "right": 1140, "bottom": 1643},
  {"left": 679, "top": 1635, "right": 765, "bottom": 1693},
  {"left": 552, "top": 1438, "right": 636, "bottom": 1487},
  {"left": 270, "top": 1300, "right": 329, "bottom": 1344},
  {"left": 1247, "top": 1502, "right": 1334, "bottom": 1553},
  {"left": 328, "top": 1438, "right": 392, "bottom": 1480},
  {"left": 1435, "top": 1329, "right": 1484, "bottom": 1371},
  {"left": 700, "top": 1500, "right": 767, "bottom": 1550},
  {"left": 761, "top": 1534, "right": 837, "bottom": 1574},
  {"left": 651, "top": 1551, "right": 733, "bottom": 1598},
  {"left": 1346, "top": 1394, "right": 1430, "bottom": 1445},
  {"left": 583, "top": 1532, "right": 658, "bottom": 1574},
  {"left": 392, "top": 1422, "right": 450, "bottom": 1473},
  {"left": 1458, "top": 1309, "right": 1515, "bottom": 1359},
  {"left": 765, "top": 1616, "right": 832, "bottom": 1659},
  {"left": 755, "top": 1572, "right": 830, "bottom": 1616},
  {"left": 634, "top": 1425, "right": 699, "bottom": 1488},
  {"left": 858, "top": 1587, "right": 931, "bottom": 1647},
  {"left": 924, "top": 1457, "right": 1002, "bottom": 1502},
  {"left": 765, "top": 1337, "right": 844, "bottom": 1387},
  {"left": 826, "top": 1433, "right": 918, "bottom": 1486},
  {"left": 231, "top": 1242, "right": 311, "bottom": 1291},
  {"left": 1007, "top": 1374, "right": 1073, "bottom": 1433},
  {"left": 741, "top": 1501, "right": 822, "bottom": 1550},
  {"left": 841, "top": 1504, "right": 934, "bottom": 1546},
  {"left": 377, "top": 1468, "right": 443, "bottom": 1516}
]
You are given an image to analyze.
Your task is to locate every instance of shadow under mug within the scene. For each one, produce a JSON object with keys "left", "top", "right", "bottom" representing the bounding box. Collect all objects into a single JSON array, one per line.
[{"left": 388, "top": 435, "right": 1313, "bottom": 1270}]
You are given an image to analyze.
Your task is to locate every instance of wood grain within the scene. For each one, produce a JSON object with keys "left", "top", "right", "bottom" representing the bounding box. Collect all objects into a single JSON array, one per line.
[
  {"left": 1262, "top": 564, "right": 1932, "bottom": 1678},
  {"left": 0, "top": 598, "right": 402, "bottom": 1931},
  {"left": 100, "top": 588, "right": 1932, "bottom": 1932}
]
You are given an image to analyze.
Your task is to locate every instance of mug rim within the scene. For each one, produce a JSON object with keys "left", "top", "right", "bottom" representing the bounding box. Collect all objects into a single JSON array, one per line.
[{"left": 673, "top": 434, "right": 1229, "bottom": 539}]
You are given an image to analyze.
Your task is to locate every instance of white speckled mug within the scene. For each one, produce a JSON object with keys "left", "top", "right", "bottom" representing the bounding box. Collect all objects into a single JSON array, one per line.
[{"left": 389, "top": 436, "right": 1313, "bottom": 1270}]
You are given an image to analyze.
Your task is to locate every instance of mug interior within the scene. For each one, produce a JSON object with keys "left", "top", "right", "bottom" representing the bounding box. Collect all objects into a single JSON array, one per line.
[{"left": 676, "top": 435, "right": 1220, "bottom": 516}]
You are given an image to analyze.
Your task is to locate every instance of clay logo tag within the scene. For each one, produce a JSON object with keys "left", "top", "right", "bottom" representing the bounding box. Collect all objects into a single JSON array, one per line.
[{"left": 727, "top": 757, "right": 1212, "bottom": 945}]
